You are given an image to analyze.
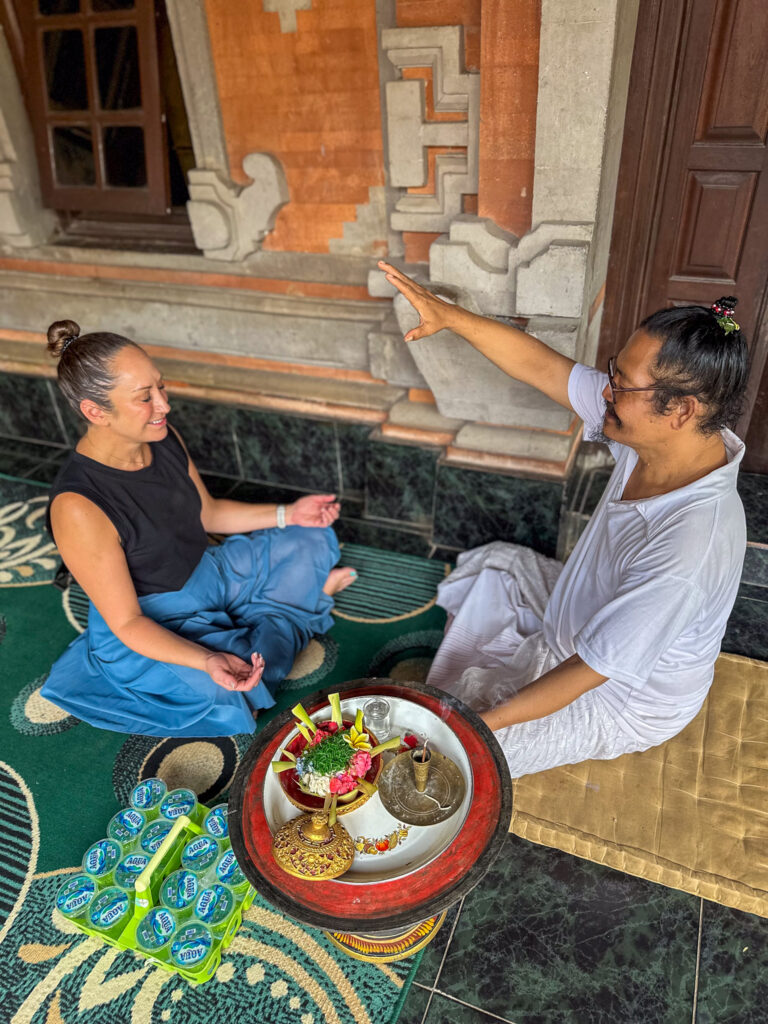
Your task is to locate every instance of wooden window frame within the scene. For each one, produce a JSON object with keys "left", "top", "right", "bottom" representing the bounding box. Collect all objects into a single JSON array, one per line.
[{"left": 18, "top": 0, "right": 170, "bottom": 216}]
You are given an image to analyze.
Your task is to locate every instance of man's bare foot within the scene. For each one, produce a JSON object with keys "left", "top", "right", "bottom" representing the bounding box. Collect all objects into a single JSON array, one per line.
[{"left": 323, "top": 567, "right": 357, "bottom": 596}]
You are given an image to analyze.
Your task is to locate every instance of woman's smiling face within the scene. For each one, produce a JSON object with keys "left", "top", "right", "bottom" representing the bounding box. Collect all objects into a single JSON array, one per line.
[{"left": 94, "top": 346, "right": 171, "bottom": 441}]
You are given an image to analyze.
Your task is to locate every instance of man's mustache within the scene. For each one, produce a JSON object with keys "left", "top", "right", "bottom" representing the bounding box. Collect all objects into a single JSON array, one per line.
[{"left": 604, "top": 399, "right": 621, "bottom": 426}]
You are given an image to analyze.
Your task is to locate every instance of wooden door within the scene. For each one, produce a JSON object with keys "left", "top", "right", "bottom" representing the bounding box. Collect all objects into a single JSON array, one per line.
[{"left": 600, "top": 0, "right": 768, "bottom": 471}]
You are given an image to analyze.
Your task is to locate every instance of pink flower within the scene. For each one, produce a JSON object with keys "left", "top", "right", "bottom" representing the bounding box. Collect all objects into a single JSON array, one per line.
[
  {"left": 329, "top": 772, "right": 357, "bottom": 795},
  {"left": 350, "top": 751, "right": 372, "bottom": 778}
]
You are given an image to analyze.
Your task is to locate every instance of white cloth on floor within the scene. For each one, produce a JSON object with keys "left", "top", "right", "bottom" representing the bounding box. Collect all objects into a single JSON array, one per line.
[{"left": 427, "top": 363, "right": 747, "bottom": 778}]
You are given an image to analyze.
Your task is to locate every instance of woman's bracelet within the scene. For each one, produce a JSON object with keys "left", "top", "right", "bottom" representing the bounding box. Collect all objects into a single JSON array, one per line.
[{"left": 276, "top": 504, "right": 287, "bottom": 529}]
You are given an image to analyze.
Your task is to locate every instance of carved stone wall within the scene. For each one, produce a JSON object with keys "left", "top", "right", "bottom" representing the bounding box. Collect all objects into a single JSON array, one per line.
[{"left": 369, "top": 0, "right": 629, "bottom": 466}]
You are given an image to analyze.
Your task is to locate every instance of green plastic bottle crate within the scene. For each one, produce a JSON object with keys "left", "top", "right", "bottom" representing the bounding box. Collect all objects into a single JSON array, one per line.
[{"left": 65, "top": 806, "right": 255, "bottom": 985}]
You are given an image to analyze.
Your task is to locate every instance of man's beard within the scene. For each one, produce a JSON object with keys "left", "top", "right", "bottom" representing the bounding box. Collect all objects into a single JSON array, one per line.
[{"left": 587, "top": 400, "right": 621, "bottom": 445}]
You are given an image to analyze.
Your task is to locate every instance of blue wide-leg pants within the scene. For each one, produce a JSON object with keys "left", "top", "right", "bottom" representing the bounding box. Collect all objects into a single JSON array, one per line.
[{"left": 41, "top": 526, "right": 339, "bottom": 737}]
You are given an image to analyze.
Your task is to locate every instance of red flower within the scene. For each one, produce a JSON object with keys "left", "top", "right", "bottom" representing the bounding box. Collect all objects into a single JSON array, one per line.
[
  {"left": 308, "top": 722, "right": 339, "bottom": 747},
  {"left": 403, "top": 734, "right": 419, "bottom": 749},
  {"left": 329, "top": 772, "right": 357, "bottom": 795}
]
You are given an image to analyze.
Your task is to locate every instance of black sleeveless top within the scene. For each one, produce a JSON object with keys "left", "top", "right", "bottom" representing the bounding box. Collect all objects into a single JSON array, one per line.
[{"left": 47, "top": 429, "right": 209, "bottom": 596}]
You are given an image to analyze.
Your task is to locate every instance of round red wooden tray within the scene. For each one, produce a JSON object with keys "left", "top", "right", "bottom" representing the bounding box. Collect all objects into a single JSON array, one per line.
[{"left": 229, "top": 679, "right": 513, "bottom": 933}]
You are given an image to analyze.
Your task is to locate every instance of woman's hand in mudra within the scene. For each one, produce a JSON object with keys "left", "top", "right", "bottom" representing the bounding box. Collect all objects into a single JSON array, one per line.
[
  {"left": 206, "top": 651, "right": 264, "bottom": 692},
  {"left": 288, "top": 494, "right": 340, "bottom": 528}
]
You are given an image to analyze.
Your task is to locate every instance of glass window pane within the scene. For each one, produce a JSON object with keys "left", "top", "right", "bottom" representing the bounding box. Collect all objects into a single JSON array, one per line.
[
  {"left": 103, "top": 126, "right": 146, "bottom": 187},
  {"left": 43, "top": 30, "right": 88, "bottom": 111},
  {"left": 39, "top": 0, "right": 80, "bottom": 13},
  {"left": 91, "top": 0, "right": 134, "bottom": 9},
  {"left": 95, "top": 26, "right": 141, "bottom": 110},
  {"left": 52, "top": 125, "right": 95, "bottom": 186}
]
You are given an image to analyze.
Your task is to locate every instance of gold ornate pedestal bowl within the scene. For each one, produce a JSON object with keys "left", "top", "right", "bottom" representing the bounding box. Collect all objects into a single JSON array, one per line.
[{"left": 272, "top": 812, "right": 356, "bottom": 880}]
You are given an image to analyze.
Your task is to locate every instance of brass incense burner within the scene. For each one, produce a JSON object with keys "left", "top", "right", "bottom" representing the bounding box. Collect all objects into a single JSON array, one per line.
[{"left": 272, "top": 812, "right": 356, "bottom": 880}]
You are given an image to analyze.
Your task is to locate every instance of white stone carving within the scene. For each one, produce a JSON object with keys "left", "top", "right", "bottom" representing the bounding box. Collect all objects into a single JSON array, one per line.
[
  {"left": 263, "top": 0, "right": 313, "bottom": 33},
  {"left": 382, "top": 27, "right": 479, "bottom": 233},
  {"left": 187, "top": 153, "right": 289, "bottom": 261},
  {"left": 428, "top": 216, "right": 593, "bottom": 318}
]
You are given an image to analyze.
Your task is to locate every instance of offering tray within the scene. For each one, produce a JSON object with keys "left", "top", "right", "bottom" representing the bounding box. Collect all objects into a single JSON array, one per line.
[{"left": 262, "top": 695, "right": 473, "bottom": 884}]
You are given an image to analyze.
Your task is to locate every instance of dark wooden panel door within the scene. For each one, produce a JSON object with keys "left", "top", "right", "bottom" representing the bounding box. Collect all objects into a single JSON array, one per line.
[
  {"left": 648, "top": 0, "right": 768, "bottom": 325},
  {"left": 600, "top": 0, "right": 768, "bottom": 471}
]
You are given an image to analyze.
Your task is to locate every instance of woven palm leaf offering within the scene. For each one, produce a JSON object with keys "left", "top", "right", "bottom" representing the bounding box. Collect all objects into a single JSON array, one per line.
[{"left": 271, "top": 693, "right": 401, "bottom": 825}]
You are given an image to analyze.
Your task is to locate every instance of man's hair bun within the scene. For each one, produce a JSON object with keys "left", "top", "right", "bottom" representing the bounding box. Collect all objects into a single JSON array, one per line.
[{"left": 47, "top": 320, "right": 81, "bottom": 358}]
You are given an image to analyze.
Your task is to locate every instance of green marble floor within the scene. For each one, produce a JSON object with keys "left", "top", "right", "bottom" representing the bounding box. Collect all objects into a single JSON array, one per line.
[{"left": 397, "top": 834, "right": 767, "bottom": 1024}]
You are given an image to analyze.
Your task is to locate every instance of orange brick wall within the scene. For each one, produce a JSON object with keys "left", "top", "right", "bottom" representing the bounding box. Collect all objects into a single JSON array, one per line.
[
  {"left": 478, "top": 0, "right": 540, "bottom": 238},
  {"left": 204, "top": 0, "right": 386, "bottom": 254}
]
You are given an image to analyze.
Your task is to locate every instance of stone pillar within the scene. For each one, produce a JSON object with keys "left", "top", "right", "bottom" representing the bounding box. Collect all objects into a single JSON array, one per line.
[
  {"left": 0, "top": 30, "right": 56, "bottom": 249},
  {"left": 165, "top": 0, "right": 289, "bottom": 261}
]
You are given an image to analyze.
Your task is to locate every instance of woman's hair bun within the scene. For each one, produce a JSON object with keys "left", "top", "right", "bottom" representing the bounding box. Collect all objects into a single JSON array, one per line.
[{"left": 47, "top": 319, "right": 81, "bottom": 358}]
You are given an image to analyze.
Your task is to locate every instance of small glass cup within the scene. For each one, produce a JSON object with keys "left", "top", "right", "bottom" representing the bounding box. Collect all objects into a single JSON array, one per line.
[{"left": 363, "top": 697, "right": 391, "bottom": 741}]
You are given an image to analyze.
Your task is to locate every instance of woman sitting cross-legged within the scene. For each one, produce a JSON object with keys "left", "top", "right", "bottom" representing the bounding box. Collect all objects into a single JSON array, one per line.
[{"left": 41, "top": 320, "right": 356, "bottom": 738}]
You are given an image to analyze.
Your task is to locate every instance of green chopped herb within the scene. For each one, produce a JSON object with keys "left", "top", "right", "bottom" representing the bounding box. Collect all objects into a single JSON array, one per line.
[{"left": 301, "top": 732, "right": 353, "bottom": 775}]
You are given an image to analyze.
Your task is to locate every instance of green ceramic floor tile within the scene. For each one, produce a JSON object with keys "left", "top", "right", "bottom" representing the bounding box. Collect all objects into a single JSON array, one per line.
[
  {"left": 414, "top": 902, "right": 461, "bottom": 988},
  {"left": 437, "top": 835, "right": 699, "bottom": 1024},
  {"left": 695, "top": 901, "right": 768, "bottom": 1023},
  {"left": 424, "top": 993, "right": 513, "bottom": 1023},
  {"left": 397, "top": 982, "right": 433, "bottom": 1024}
]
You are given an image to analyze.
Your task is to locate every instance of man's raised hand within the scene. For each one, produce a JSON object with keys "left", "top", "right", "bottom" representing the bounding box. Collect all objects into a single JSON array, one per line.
[{"left": 378, "top": 260, "right": 456, "bottom": 342}]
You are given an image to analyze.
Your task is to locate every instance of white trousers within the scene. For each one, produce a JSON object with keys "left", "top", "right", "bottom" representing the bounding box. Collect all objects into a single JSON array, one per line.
[{"left": 427, "top": 543, "right": 653, "bottom": 778}]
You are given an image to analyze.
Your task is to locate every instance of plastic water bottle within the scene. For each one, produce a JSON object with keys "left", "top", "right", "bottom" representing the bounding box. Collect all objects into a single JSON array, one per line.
[
  {"left": 160, "top": 868, "right": 199, "bottom": 920},
  {"left": 193, "top": 882, "right": 237, "bottom": 937},
  {"left": 115, "top": 852, "right": 151, "bottom": 891},
  {"left": 214, "top": 849, "right": 250, "bottom": 897},
  {"left": 82, "top": 838, "right": 123, "bottom": 888},
  {"left": 159, "top": 788, "right": 198, "bottom": 824},
  {"left": 55, "top": 874, "right": 97, "bottom": 920},
  {"left": 107, "top": 807, "right": 146, "bottom": 850},
  {"left": 170, "top": 921, "right": 214, "bottom": 972},
  {"left": 202, "top": 804, "right": 230, "bottom": 847},
  {"left": 135, "top": 906, "right": 177, "bottom": 962},
  {"left": 139, "top": 820, "right": 173, "bottom": 856},
  {"left": 87, "top": 886, "right": 134, "bottom": 939},
  {"left": 180, "top": 835, "right": 220, "bottom": 875},
  {"left": 129, "top": 778, "right": 167, "bottom": 822}
]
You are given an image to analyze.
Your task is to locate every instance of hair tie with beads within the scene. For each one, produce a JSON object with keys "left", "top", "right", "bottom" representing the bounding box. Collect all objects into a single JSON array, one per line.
[
  {"left": 711, "top": 297, "right": 740, "bottom": 335},
  {"left": 60, "top": 334, "right": 78, "bottom": 353}
]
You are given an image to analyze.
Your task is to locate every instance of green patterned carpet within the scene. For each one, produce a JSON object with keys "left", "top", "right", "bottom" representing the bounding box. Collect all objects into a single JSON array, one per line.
[{"left": 0, "top": 475, "right": 449, "bottom": 1024}]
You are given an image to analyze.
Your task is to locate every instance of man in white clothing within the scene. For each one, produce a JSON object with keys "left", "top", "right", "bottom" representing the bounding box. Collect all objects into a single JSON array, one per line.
[{"left": 379, "top": 261, "right": 750, "bottom": 778}]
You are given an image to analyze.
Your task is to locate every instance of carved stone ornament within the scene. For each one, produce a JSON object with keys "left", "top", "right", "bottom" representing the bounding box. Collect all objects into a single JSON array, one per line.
[
  {"left": 186, "top": 153, "right": 290, "bottom": 262},
  {"left": 382, "top": 26, "right": 479, "bottom": 233}
]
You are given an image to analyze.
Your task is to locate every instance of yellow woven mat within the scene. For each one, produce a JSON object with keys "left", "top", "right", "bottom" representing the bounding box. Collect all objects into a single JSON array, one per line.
[{"left": 511, "top": 652, "right": 768, "bottom": 916}]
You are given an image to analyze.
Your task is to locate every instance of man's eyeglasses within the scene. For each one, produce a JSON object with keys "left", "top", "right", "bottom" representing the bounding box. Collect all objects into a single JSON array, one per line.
[{"left": 606, "top": 356, "right": 667, "bottom": 404}]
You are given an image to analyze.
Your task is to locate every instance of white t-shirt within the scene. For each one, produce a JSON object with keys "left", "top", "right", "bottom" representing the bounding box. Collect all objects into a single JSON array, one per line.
[{"left": 543, "top": 363, "right": 747, "bottom": 746}]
